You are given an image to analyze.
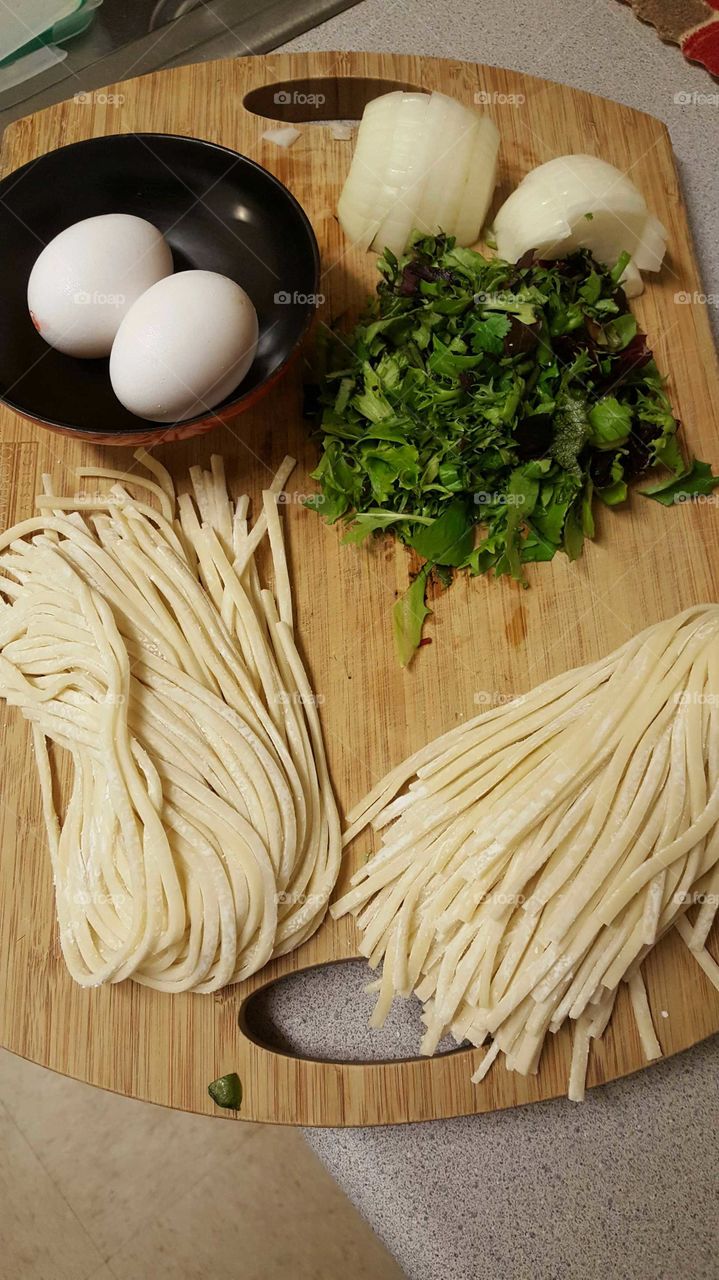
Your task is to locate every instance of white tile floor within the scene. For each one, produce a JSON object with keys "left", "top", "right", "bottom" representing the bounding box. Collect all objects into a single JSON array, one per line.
[{"left": 0, "top": 1049, "right": 405, "bottom": 1280}]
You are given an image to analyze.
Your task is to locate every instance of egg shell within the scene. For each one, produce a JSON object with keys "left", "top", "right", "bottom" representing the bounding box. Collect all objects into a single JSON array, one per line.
[
  {"left": 109, "top": 270, "right": 259, "bottom": 423},
  {"left": 27, "top": 214, "right": 173, "bottom": 359}
]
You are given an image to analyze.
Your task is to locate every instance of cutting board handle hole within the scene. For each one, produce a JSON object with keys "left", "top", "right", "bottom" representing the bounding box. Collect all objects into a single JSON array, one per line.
[
  {"left": 243, "top": 76, "right": 423, "bottom": 124},
  {"left": 239, "top": 958, "right": 470, "bottom": 1064}
]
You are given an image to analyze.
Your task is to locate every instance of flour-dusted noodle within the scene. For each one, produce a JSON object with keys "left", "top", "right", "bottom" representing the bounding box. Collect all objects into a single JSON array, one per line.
[
  {"left": 0, "top": 454, "right": 341, "bottom": 992},
  {"left": 675, "top": 915, "right": 719, "bottom": 992},
  {"left": 568, "top": 1017, "right": 592, "bottom": 1103},
  {"left": 627, "top": 970, "right": 662, "bottom": 1061},
  {"left": 332, "top": 607, "right": 719, "bottom": 1099}
]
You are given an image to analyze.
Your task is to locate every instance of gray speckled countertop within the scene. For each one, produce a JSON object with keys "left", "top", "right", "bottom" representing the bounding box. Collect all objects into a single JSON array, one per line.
[{"left": 271, "top": 4, "right": 719, "bottom": 1278}]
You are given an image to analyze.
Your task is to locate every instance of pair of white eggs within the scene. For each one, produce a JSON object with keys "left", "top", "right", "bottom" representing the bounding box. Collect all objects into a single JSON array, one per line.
[{"left": 27, "top": 214, "right": 259, "bottom": 422}]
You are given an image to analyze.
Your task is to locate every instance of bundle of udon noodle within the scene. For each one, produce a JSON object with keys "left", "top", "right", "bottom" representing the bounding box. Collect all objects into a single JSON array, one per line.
[
  {"left": 0, "top": 452, "right": 340, "bottom": 992},
  {"left": 333, "top": 606, "right": 719, "bottom": 1099}
]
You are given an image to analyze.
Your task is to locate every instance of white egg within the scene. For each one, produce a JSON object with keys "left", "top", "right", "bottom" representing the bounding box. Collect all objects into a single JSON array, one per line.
[
  {"left": 109, "top": 271, "right": 259, "bottom": 423},
  {"left": 27, "top": 214, "right": 173, "bottom": 358}
]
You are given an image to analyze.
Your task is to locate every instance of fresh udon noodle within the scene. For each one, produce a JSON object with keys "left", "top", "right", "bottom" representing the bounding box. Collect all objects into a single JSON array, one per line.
[
  {"left": 0, "top": 452, "right": 341, "bottom": 993},
  {"left": 332, "top": 606, "right": 719, "bottom": 1100}
]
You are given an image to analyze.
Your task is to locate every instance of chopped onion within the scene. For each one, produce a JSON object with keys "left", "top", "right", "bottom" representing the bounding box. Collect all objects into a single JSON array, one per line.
[
  {"left": 492, "top": 154, "right": 667, "bottom": 295},
  {"left": 262, "top": 127, "right": 301, "bottom": 148},
  {"left": 338, "top": 91, "right": 499, "bottom": 257}
]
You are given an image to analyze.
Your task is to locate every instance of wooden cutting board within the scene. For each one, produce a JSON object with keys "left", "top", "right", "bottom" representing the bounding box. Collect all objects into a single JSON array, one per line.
[{"left": 1, "top": 51, "right": 718, "bottom": 1126}]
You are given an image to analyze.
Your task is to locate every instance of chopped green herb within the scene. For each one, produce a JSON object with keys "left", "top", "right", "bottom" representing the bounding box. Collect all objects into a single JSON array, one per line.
[
  {"left": 579, "top": 269, "right": 601, "bottom": 304},
  {"left": 342, "top": 510, "right": 432, "bottom": 545},
  {"left": 208, "top": 1073, "right": 243, "bottom": 1110},
  {"left": 604, "top": 313, "right": 637, "bottom": 351},
  {"left": 306, "top": 233, "right": 716, "bottom": 665},
  {"left": 409, "top": 499, "right": 474, "bottom": 566},
  {"left": 610, "top": 250, "right": 631, "bottom": 284},
  {"left": 587, "top": 397, "right": 633, "bottom": 450},
  {"left": 552, "top": 395, "right": 590, "bottom": 477},
  {"left": 393, "top": 565, "right": 432, "bottom": 668},
  {"left": 640, "top": 459, "right": 719, "bottom": 505}
]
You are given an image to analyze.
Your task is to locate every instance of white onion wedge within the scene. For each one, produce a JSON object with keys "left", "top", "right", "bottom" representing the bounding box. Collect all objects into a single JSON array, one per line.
[
  {"left": 371, "top": 93, "right": 433, "bottom": 259},
  {"left": 412, "top": 93, "right": 480, "bottom": 242},
  {"left": 337, "top": 93, "right": 406, "bottom": 249},
  {"left": 619, "top": 259, "right": 643, "bottom": 299},
  {"left": 633, "top": 214, "right": 668, "bottom": 273},
  {"left": 338, "top": 90, "right": 499, "bottom": 257},
  {"left": 453, "top": 118, "right": 502, "bottom": 248},
  {"left": 492, "top": 154, "right": 667, "bottom": 295}
]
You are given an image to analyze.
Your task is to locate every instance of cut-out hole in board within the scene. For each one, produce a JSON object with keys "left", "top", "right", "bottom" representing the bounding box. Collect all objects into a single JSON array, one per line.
[
  {"left": 243, "top": 76, "right": 423, "bottom": 124},
  {"left": 240, "top": 959, "right": 469, "bottom": 1064}
]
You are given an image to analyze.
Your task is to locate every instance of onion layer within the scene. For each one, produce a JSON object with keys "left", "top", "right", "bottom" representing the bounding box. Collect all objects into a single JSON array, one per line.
[
  {"left": 492, "top": 154, "right": 667, "bottom": 297},
  {"left": 338, "top": 90, "right": 499, "bottom": 257}
]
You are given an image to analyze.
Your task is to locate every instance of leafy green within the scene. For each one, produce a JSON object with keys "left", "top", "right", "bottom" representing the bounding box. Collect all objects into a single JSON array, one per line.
[
  {"left": 587, "top": 397, "right": 633, "bottom": 449},
  {"left": 552, "top": 395, "right": 590, "bottom": 477},
  {"left": 596, "top": 454, "right": 628, "bottom": 506},
  {"left": 497, "top": 461, "right": 549, "bottom": 579},
  {"left": 563, "top": 501, "right": 585, "bottom": 561},
  {"left": 640, "top": 459, "right": 719, "bottom": 505},
  {"left": 579, "top": 268, "right": 601, "bottom": 304},
  {"left": 393, "top": 565, "right": 432, "bottom": 667},
  {"left": 604, "top": 313, "right": 637, "bottom": 350},
  {"left": 341, "top": 510, "right": 433, "bottom": 544},
  {"left": 469, "top": 311, "right": 512, "bottom": 355},
  {"left": 610, "top": 250, "right": 631, "bottom": 284},
  {"left": 409, "top": 499, "right": 474, "bottom": 565},
  {"left": 208, "top": 1073, "right": 242, "bottom": 1110},
  {"left": 305, "top": 233, "right": 716, "bottom": 665}
]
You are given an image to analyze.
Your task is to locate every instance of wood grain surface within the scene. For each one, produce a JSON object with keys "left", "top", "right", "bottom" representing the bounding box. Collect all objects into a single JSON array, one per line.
[{"left": 0, "top": 51, "right": 718, "bottom": 1126}]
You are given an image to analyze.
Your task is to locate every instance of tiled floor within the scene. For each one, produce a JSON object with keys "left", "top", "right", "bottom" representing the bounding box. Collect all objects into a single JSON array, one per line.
[{"left": 0, "top": 1049, "right": 405, "bottom": 1280}]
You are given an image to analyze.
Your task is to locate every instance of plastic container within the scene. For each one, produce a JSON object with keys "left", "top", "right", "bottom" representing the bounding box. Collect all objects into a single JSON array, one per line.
[{"left": 0, "top": 0, "right": 103, "bottom": 85}]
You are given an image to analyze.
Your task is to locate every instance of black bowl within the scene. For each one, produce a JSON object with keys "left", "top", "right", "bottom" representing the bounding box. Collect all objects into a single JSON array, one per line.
[{"left": 0, "top": 132, "right": 320, "bottom": 445}]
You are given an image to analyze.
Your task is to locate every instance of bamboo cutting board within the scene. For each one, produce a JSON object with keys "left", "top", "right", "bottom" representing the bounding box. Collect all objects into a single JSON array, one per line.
[{"left": 1, "top": 51, "right": 718, "bottom": 1126}]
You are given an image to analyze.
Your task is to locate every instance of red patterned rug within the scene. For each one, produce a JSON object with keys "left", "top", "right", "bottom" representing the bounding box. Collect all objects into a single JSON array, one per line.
[{"left": 621, "top": 0, "right": 719, "bottom": 75}]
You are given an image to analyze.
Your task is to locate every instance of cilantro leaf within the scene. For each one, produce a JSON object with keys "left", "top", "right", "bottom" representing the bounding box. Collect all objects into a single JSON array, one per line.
[{"left": 469, "top": 311, "right": 511, "bottom": 355}]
